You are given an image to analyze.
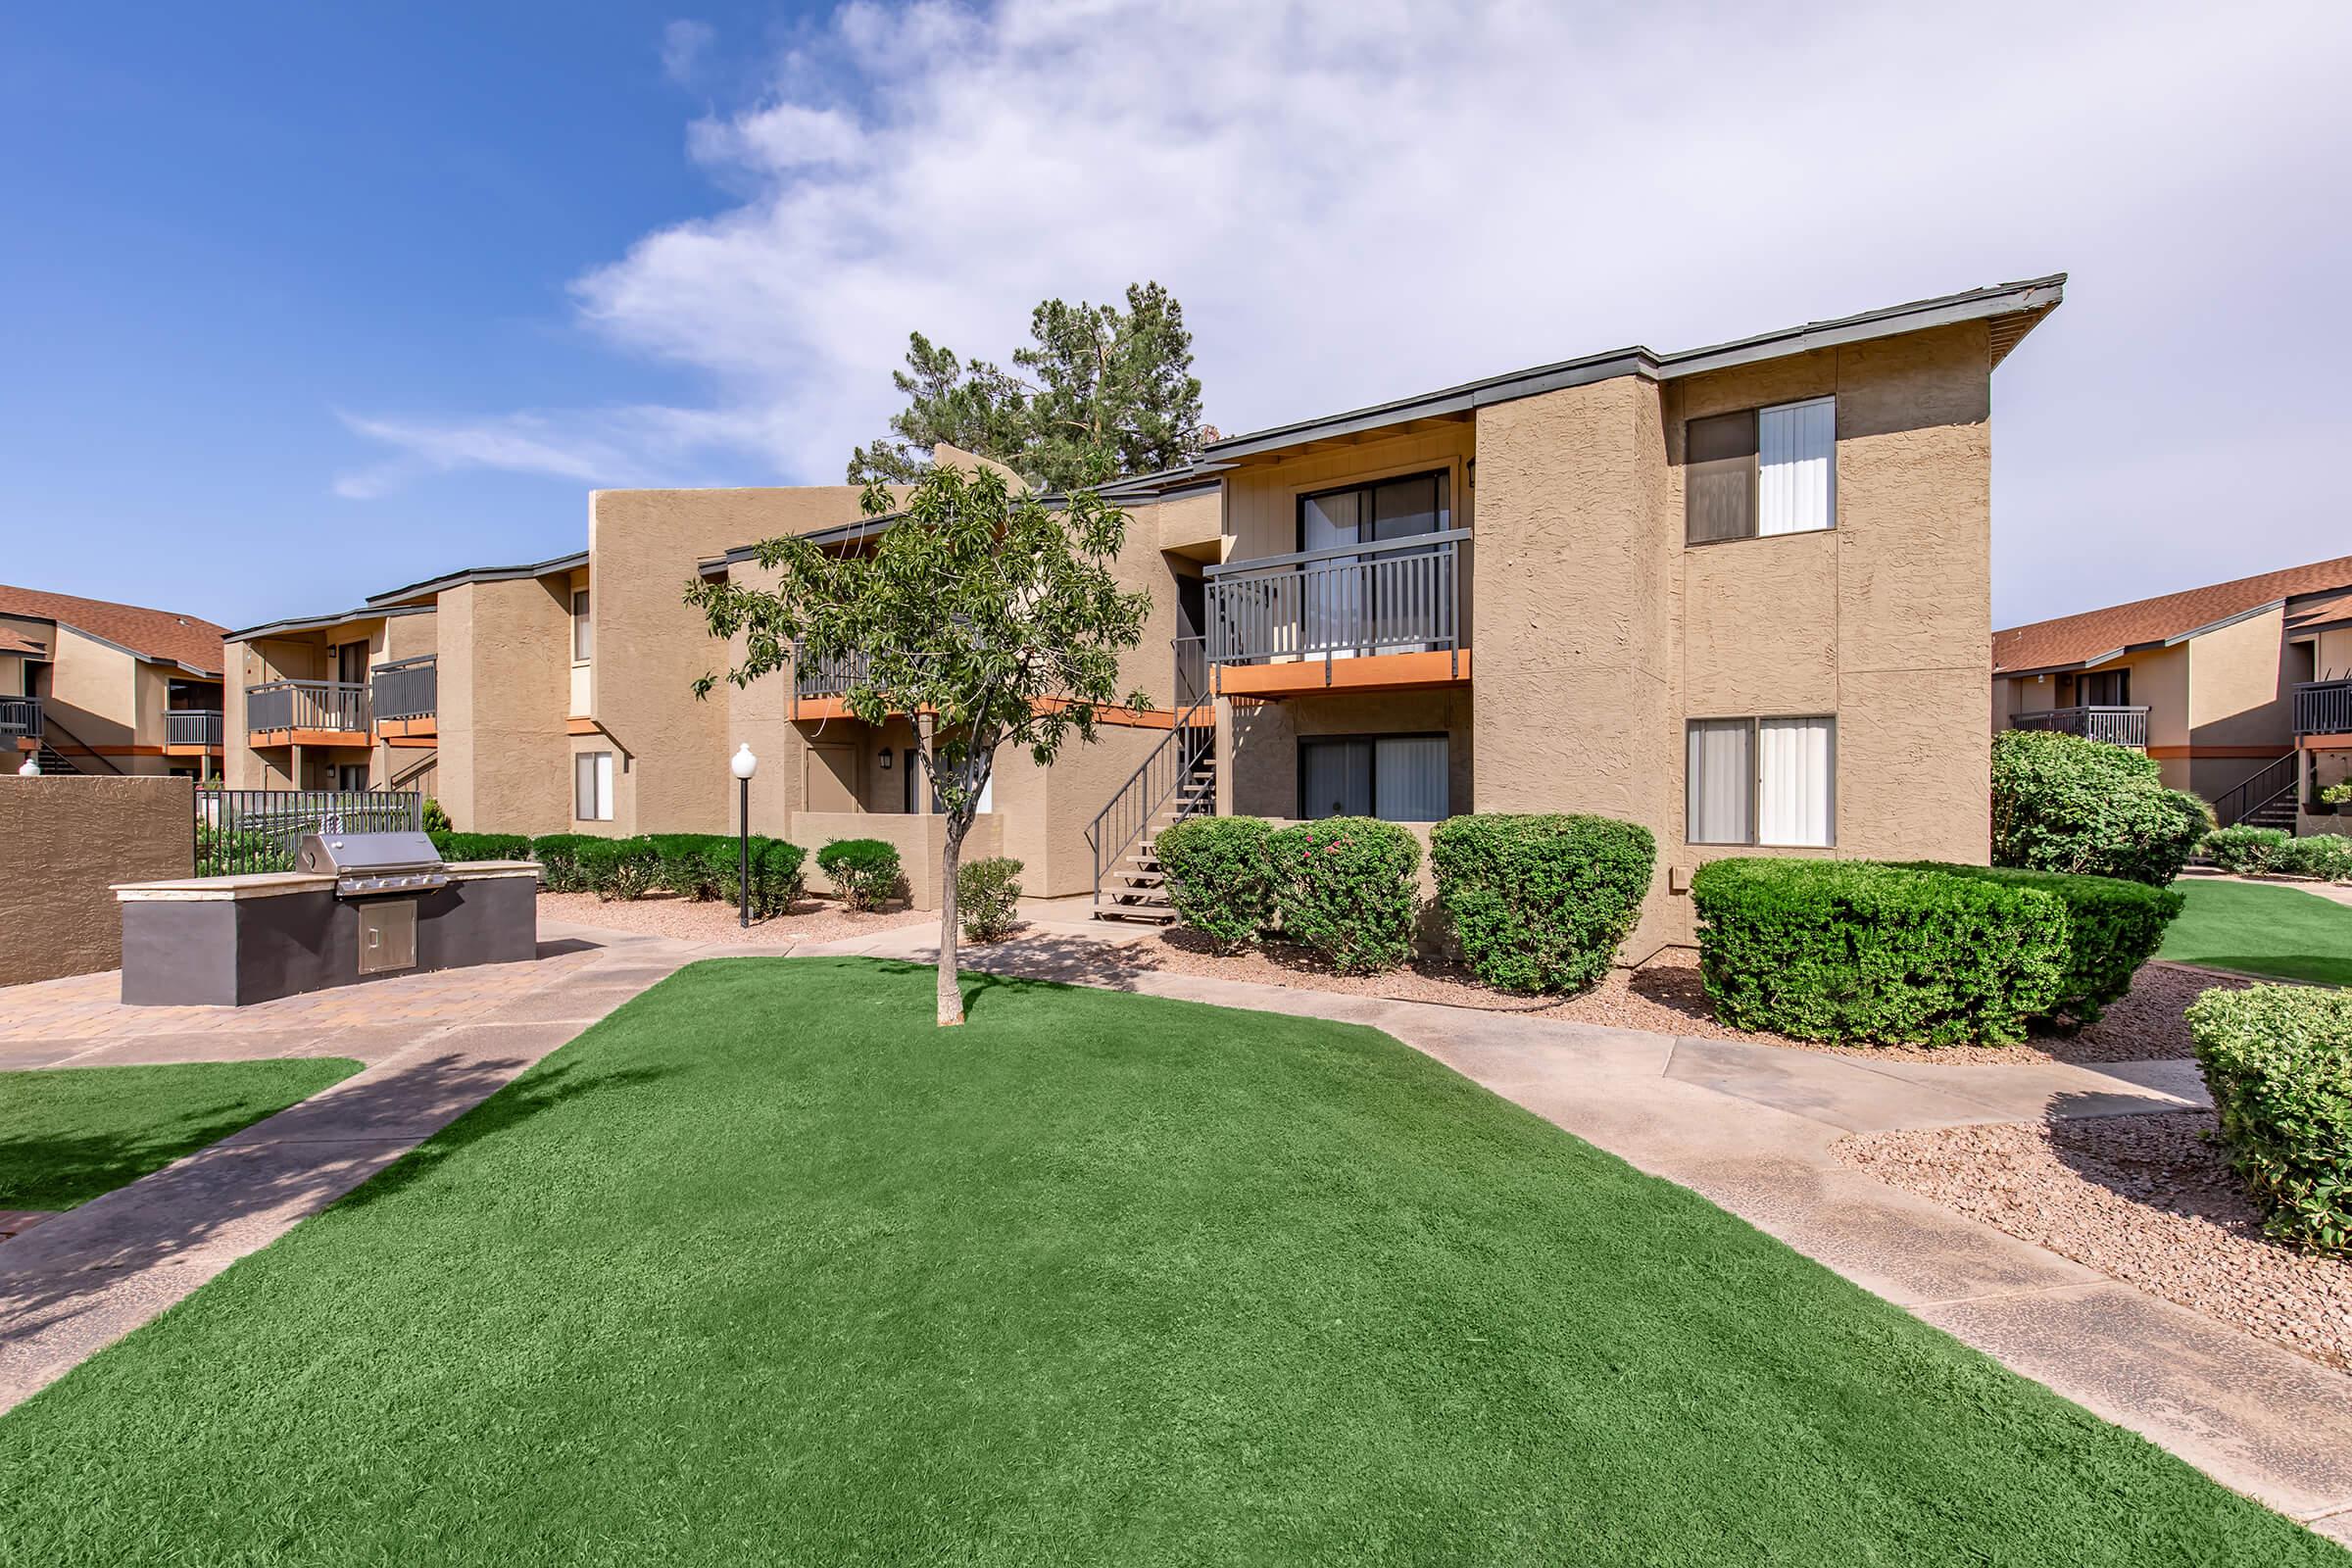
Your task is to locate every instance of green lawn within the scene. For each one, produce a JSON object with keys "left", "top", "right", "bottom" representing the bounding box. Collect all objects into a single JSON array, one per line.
[
  {"left": 0, "top": 1058, "right": 361, "bottom": 1211},
  {"left": 2159, "top": 876, "right": 2352, "bottom": 986},
  {"left": 0, "top": 958, "right": 2333, "bottom": 1565}
]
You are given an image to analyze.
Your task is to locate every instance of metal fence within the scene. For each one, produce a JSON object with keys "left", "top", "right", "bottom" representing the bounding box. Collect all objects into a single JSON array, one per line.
[
  {"left": 2295, "top": 679, "right": 2352, "bottom": 738},
  {"left": 166, "top": 709, "right": 223, "bottom": 748},
  {"left": 246, "top": 679, "right": 369, "bottom": 736},
  {"left": 1204, "top": 530, "right": 1467, "bottom": 668},
  {"left": 372, "top": 656, "right": 437, "bottom": 720},
  {"left": 2008, "top": 705, "right": 2150, "bottom": 748},
  {"left": 195, "top": 789, "right": 422, "bottom": 876},
  {"left": 0, "top": 695, "right": 40, "bottom": 741}
]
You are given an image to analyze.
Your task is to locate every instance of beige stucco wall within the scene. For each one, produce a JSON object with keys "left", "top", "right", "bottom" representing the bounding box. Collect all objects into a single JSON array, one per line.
[
  {"left": 1222, "top": 422, "right": 1476, "bottom": 565},
  {"left": 44, "top": 624, "right": 138, "bottom": 754},
  {"left": 1227, "top": 689, "right": 1475, "bottom": 820},
  {"left": 439, "top": 577, "right": 572, "bottom": 834},
  {"left": 0, "top": 775, "right": 192, "bottom": 984},
  {"left": 790, "top": 808, "right": 1004, "bottom": 910}
]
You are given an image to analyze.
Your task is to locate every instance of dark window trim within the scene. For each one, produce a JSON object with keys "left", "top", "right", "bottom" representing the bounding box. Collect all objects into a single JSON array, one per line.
[
  {"left": 1293, "top": 467, "right": 1455, "bottom": 554},
  {"left": 1682, "top": 396, "right": 1838, "bottom": 549},
  {"left": 1296, "top": 730, "right": 1452, "bottom": 822},
  {"left": 1684, "top": 714, "right": 1838, "bottom": 848}
]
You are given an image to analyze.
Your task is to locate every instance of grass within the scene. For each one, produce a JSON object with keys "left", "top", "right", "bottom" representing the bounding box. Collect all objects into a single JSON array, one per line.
[
  {"left": 0, "top": 1058, "right": 361, "bottom": 1211},
  {"left": 0, "top": 957, "right": 2335, "bottom": 1565},
  {"left": 2158, "top": 876, "right": 2352, "bottom": 986}
]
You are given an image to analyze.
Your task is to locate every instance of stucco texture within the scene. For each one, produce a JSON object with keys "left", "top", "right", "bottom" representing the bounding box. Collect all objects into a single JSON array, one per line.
[{"left": 1, "top": 775, "right": 192, "bottom": 985}]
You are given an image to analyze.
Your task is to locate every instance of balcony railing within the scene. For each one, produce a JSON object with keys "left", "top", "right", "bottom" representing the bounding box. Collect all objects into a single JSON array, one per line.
[
  {"left": 0, "top": 695, "right": 39, "bottom": 741},
  {"left": 1203, "top": 529, "right": 1468, "bottom": 670},
  {"left": 246, "top": 680, "right": 369, "bottom": 738},
  {"left": 2009, "top": 705, "right": 2150, "bottom": 747},
  {"left": 372, "top": 656, "right": 437, "bottom": 721},
  {"left": 2295, "top": 678, "right": 2352, "bottom": 737},
  {"left": 793, "top": 645, "right": 874, "bottom": 704},
  {"left": 166, "top": 710, "right": 223, "bottom": 749}
]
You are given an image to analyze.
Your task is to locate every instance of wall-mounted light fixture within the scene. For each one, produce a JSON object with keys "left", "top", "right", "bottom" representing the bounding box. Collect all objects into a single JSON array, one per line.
[{"left": 878, "top": 750, "right": 893, "bottom": 770}]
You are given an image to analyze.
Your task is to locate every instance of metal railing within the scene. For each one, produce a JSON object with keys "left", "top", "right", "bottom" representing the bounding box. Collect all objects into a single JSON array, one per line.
[
  {"left": 1085, "top": 685, "right": 1216, "bottom": 913},
  {"left": 166, "top": 710, "right": 223, "bottom": 748},
  {"left": 0, "top": 695, "right": 39, "bottom": 740},
  {"left": 195, "top": 788, "right": 422, "bottom": 876},
  {"left": 2295, "top": 679, "right": 2352, "bottom": 737},
  {"left": 372, "top": 656, "right": 437, "bottom": 721},
  {"left": 2008, "top": 705, "right": 2150, "bottom": 747},
  {"left": 1204, "top": 529, "right": 1467, "bottom": 673},
  {"left": 246, "top": 679, "right": 369, "bottom": 736},
  {"left": 792, "top": 644, "right": 874, "bottom": 710},
  {"left": 2210, "top": 752, "right": 2302, "bottom": 831}
]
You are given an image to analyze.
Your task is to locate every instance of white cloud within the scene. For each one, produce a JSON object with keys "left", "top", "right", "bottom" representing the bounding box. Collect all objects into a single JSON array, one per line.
[
  {"left": 344, "top": 0, "right": 2352, "bottom": 622},
  {"left": 660, "top": 19, "right": 714, "bottom": 87},
  {"left": 331, "top": 407, "right": 763, "bottom": 499}
]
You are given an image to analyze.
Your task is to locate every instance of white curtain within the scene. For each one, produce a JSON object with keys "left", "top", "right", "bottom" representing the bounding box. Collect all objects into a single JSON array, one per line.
[
  {"left": 1757, "top": 718, "right": 1834, "bottom": 846},
  {"left": 1687, "top": 720, "right": 1752, "bottom": 844},
  {"left": 1373, "top": 736, "right": 1448, "bottom": 821},
  {"left": 1758, "top": 398, "right": 1835, "bottom": 536},
  {"left": 1300, "top": 739, "right": 1373, "bottom": 818},
  {"left": 1300, "top": 490, "right": 1361, "bottom": 660}
]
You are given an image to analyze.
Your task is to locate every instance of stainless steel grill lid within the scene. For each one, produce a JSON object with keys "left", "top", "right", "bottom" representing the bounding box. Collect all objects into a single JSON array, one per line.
[{"left": 295, "top": 831, "right": 450, "bottom": 896}]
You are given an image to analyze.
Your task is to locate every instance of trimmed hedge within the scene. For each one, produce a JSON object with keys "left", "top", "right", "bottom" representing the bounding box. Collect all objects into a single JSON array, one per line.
[
  {"left": 818, "top": 838, "right": 903, "bottom": 910},
  {"left": 1267, "top": 818, "right": 1421, "bottom": 975},
  {"left": 1898, "top": 862, "right": 2182, "bottom": 1026},
  {"left": 2186, "top": 985, "right": 2352, "bottom": 1254},
  {"left": 2200, "top": 825, "right": 2291, "bottom": 875},
  {"left": 529, "top": 834, "right": 602, "bottom": 893},
  {"left": 1153, "top": 816, "right": 1278, "bottom": 953},
  {"left": 648, "top": 833, "right": 736, "bottom": 902},
  {"left": 718, "top": 838, "right": 808, "bottom": 919},
  {"left": 576, "top": 838, "right": 662, "bottom": 902},
  {"left": 1430, "top": 814, "right": 1655, "bottom": 995},
  {"left": 1690, "top": 859, "right": 2066, "bottom": 1046},
  {"left": 1990, "top": 729, "right": 2207, "bottom": 886},
  {"left": 2270, "top": 834, "right": 2352, "bottom": 883},
  {"left": 956, "top": 857, "right": 1024, "bottom": 943},
  {"left": 429, "top": 831, "right": 531, "bottom": 863}
]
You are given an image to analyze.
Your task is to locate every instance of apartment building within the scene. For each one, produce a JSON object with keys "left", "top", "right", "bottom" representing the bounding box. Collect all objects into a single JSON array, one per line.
[
  {"left": 1992, "top": 554, "right": 2352, "bottom": 832},
  {"left": 0, "top": 584, "right": 228, "bottom": 778}
]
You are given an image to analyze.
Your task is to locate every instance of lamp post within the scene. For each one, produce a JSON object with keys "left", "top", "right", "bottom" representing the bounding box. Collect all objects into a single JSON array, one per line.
[{"left": 730, "top": 744, "right": 759, "bottom": 928}]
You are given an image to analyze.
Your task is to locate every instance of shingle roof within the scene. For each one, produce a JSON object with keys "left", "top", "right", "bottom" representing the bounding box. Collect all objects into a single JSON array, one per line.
[
  {"left": 0, "top": 584, "right": 227, "bottom": 676},
  {"left": 2287, "top": 590, "right": 2352, "bottom": 634},
  {"left": 0, "top": 625, "right": 50, "bottom": 657},
  {"left": 1991, "top": 555, "right": 2352, "bottom": 675}
]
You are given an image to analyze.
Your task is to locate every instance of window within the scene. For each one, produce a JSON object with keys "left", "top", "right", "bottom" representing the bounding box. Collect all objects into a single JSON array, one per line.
[
  {"left": 1687, "top": 717, "right": 1835, "bottom": 847},
  {"left": 1297, "top": 470, "right": 1453, "bottom": 656},
  {"left": 571, "top": 589, "right": 592, "bottom": 662},
  {"left": 2080, "top": 669, "right": 2130, "bottom": 707},
  {"left": 1298, "top": 734, "right": 1449, "bottom": 822},
  {"left": 332, "top": 763, "right": 368, "bottom": 793},
  {"left": 574, "top": 751, "right": 613, "bottom": 821},
  {"left": 1685, "top": 397, "right": 1835, "bottom": 543}
]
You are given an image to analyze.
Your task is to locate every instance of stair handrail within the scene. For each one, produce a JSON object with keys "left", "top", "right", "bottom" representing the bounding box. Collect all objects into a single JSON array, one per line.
[
  {"left": 1085, "top": 689, "right": 1215, "bottom": 911},
  {"left": 37, "top": 710, "right": 125, "bottom": 775},
  {"left": 2210, "top": 750, "right": 2301, "bottom": 830}
]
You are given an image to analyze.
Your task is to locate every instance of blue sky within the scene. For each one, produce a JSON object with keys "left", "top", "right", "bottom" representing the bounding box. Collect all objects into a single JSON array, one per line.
[{"left": 7, "top": 2, "right": 2352, "bottom": 633}]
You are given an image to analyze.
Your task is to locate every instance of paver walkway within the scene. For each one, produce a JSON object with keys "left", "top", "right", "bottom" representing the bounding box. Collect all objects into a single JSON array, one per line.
[{"left": 803, "top": 914, "right": 2352, "bottom": 1545}]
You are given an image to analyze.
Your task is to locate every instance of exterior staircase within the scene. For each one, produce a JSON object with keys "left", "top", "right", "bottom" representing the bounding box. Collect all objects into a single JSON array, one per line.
[{"left": 1086, "top": 697, "right": 1217, "bottom": 925}]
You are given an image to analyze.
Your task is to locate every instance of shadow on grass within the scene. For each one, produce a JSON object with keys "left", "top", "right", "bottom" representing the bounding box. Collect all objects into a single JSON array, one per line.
[{"left": 0, "top": 1099, "right": 316, "bottom": 1213}]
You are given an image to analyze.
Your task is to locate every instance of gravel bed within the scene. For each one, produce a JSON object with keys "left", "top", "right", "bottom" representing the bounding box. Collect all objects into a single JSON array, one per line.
[
  {"left": 1838, "top": 1112, "right": 2352, "bottom": 1373},
  {"left": 1122, "top": 934, "right": 2243, "bottom": 1062},
  {"left": 538, "top": 891, "right": 929, "bottom": 948}
]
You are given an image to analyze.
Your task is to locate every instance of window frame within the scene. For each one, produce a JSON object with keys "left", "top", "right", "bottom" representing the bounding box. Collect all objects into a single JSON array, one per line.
[
  {"left": 1292, "top": 467, "right": 1454, "bottom": 554},
  {"left": 574, "top": 750, "right": 614, "bottom": 822},
  {"left": 571, "top": 589, "right": 592, "bottom": 662},
  {"left": 1685, "top": 714, "right": 1837, "bottom": 848},
  {"left": 1683, "top": 396, "right": 1837, "bottom": 547},
  {"left": 1296, "top": 731, "right": 1452, "bottom": 823}
]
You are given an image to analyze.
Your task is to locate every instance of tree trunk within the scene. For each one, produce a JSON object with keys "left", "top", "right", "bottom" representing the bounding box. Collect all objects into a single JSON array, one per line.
[{"left": 937, "top": 817, "right": 965, "bottom": 1026}]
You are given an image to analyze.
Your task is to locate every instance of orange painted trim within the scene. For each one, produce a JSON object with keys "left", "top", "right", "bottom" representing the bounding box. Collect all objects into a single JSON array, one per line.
[
  {"left": 375, "top": 715, "right": 437, "bottom": 741},
  {"left": 2300, "top": 732, "right": 2352, "bottom": 752},
  {"left": 248, "top": 728, "right": 371, "bottom": 749},
  {"left": 1214, "top": 647, "right": 1472, "bottom": 699},
  {"left": 43, "top": 743, "right": 169, "bottom": 758},
  {"left": 791, "top": 697, "right": 858, "bottom": 724},
  {"left": 1032, "top": 696, "right": 1177, "bottom": 730},
  {"left": 384, "top": 735, "right": 438, "bottom": 750},
  {"left": 565, "top": 716, "right": 602, "bottom": 736},
  {"left": 2145, "top": 744, "right": 2293, "bottom": 760},
  {"left": 162, "top": 743, "right": 225, "bottom": 758}
]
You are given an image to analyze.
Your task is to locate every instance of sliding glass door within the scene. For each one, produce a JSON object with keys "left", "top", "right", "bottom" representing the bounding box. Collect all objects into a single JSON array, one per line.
[{"left": 1298, "top": 734, "right": 1449, "bottom": 822}]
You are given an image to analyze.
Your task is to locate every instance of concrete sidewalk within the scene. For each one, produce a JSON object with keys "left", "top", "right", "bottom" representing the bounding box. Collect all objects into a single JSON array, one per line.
[{"left": 804, "top": 916, "right": 2352, "bottom": 1544}]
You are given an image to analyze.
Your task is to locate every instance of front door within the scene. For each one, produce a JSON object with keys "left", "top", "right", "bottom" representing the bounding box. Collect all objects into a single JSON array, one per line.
[{"left": 807, "top": 746, "right": 858, "bottom": 813}]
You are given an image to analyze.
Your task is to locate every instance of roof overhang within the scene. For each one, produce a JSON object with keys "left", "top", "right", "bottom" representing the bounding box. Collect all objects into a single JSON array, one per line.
[
  {"left": 226, "top": 604, "right": 433, "bottom": 643},
  {"left": 366, "top": 550, "right": 589, "bottom": 607}
]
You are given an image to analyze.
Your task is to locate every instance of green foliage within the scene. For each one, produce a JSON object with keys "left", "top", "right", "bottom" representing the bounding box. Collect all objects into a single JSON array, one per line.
[
  {"left": 2270, "top": 834, "right": 2352, "bottom": 882},
  {"left": 2320, "top": 781, "right": 2352, "bottom": 806},
  {"left": 577, "top": 838, "right": 661, "bottom": 902},
  {"left": 194, "top": 823, "right": 292, "bottom": 876},
  {"left": 1690, "top": 859, "right": 2067, "bottom": 1046},
  {"left": 1901, "top": 863, "right": 2182, "bottom": 1025},
  {"left": 956, "top": 857, "right": 1024, "bottom": 943},
  {"left": 2200, "top": 825, "right": 2291, "bottom": 874},
  {"left": 717, "top": 839, "right": 809, "bottom": 920},
  {"left": 648, "top": 833, "right": 733, "bottom": 901},
  {"left": 420, "top": 797, "right": 451, "bottom": 834},
  {"left": 429, "top": 831, "right": 531, "bottom": 863},
  {"left": 817, "top": 838, "right": 904, "bottom": 910},
  {"left": 846, "top": 281, "right": 1205, "bottom": 491},
  {"left": 529, "top": 833, "right": 602, "bottom": 893},
  {"left": 1429, "top": 814, "right": 1655, "bottom": 995},
  {"left": 1267, "top": 818, "right": 1422, "bottom": 975},
  {"left": 1153, "top": 816, "right": 1279, "bottom": 954},
  {"left": 1989, "top": 730, "right": 2208, "bottom": 885},
  {"left": 2186, "top": 985, "right": 2352, "bottom": 1254}
]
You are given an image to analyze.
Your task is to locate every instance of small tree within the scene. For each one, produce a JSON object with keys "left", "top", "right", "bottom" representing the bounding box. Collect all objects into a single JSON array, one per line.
[
  {"left": 1989, "top": 729, "right": 2209, "bottom": 886},
  {"left": 687, "top": 466, "right": 1150, "bottom": 1025}
]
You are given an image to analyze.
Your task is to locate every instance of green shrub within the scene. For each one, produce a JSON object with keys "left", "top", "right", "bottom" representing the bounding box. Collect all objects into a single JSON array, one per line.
[
  {"left": 2186, "top": 985, "right": 2352, "bottom": 1255},
  {"left": 577, "top": 838, "right": 661, "bottom": 902},
  {"left": 2322, "top": 781, "right": 2352, "bottom": 807},
  {"left": 530, "top": 833, "right": 602, "bottom": 893},
  {"left": 2272, "top": 834, "right": 2352, "bottom": 883},
  {"left": 1690, "top": 859, "right": 2066, "bottom": 1047},
  {"left": 649, "top": 833, "right": 734, "bottom": 901},
  {"left": 1430, "top": 814, "right": 1655, "bottom": 995},
  {"left": 1990, "top": 729, "right": 2208, "bottom": 885},
  {"left": 1899, "top": 862, "right": 2182, "bottom": 1026},
  {"left": 2200, "top": 824, "right": 2290, "bottom": 875},
  {"left": 195, "top": 823, "right": 293, "bottom": 876},
  {"left": 717, "top": 838, "right": 808, "bottom": 919},
  {"left": 420, "top": 797, "right": 451, "bottom": 834},
  {"left": 1267, "top": 818, "right": 1421, "bottom": 975},
  {"left": 429, "top": 831, "right": 532, "bottom": 863},
  {"left": 817, "top": 838, "right": 903, "bottom": 910},
  {"left": 1153, "top": 816, "right": 1278, "bottom": 953},
  {"left": 956, "top": 857, "right": 1025, "bottom": 943}
]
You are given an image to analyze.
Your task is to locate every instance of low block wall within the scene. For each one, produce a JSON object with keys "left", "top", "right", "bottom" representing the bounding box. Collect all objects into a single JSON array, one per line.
[
  {"left": 788, "top": 811, "right": 1004, "bottom": 911},
  {"left": 0, "top": 775, "right": 193, "bottom": 986}
]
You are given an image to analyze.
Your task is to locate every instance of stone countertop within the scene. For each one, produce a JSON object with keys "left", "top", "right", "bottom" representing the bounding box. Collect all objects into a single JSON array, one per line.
[{"left": 114, "top": 860, "right": 541, "bottom": 902}]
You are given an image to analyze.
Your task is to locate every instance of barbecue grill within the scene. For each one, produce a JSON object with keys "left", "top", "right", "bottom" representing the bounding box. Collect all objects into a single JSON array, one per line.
[{"left": 296, "top": 831, "right": 451, "bottom": 897}]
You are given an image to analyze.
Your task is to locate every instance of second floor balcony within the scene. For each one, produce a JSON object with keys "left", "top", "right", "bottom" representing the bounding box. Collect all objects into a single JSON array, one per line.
[
  {"left": 1203, "top": 529, "right": 1470, "bottom": 698},
  {"left": 792, "top": 645, "right": 876, "bottom": 720},
  {"left": 2296, "top": 678, "right": 2352, "bottom": 739},
  {"left": 247, "top": 679, "right": 369, "bottom": 744},
  {"left": 165, "top": 710, "right": 223, "bottom": 752},
  {"left": 2009, "top": 705, "right": 2150, "bottom": 748},
  {"left": 372, "top": 656, "right": 437, "bottom": 738},
  {"left": 0, "top": 695, "right": 39, "bottom": 742}
]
